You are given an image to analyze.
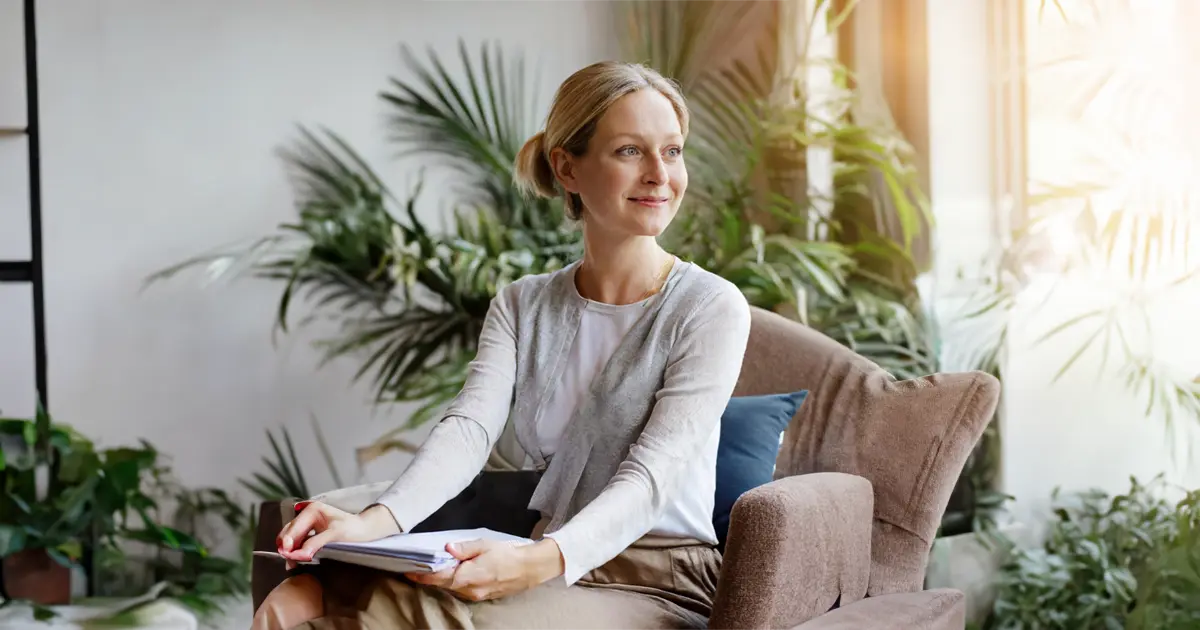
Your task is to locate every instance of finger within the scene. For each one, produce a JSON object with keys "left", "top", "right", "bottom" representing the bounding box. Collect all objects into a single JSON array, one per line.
[
  {"left": 279, "top": 503, "right": 327, "bottom": 551},
  {"left": 405, "top": 571, "right": 433, "bottom": 584},
  {"left": 446, "top": 538, "right": 488, "bottom": 561},
  {"left": 460, "top": 587, "right": 489, "bottom": 603},
  {"left": 455, "top": 573, "right": 495, "bottom": 601},
  {"left": 407, "top": 567, "right": 454, "bottom": 586},
  {"left": 449, "top": 559, "right": 481, "bottom": 586},
  {"left": 276, "top": 502, "right": 313, "bottom": 548},
  {"left": 294, "top": 529, "right": 338, "bottom": 561},
  {"left": 449, "top": 562, "right": 489, "bottom": 593}
]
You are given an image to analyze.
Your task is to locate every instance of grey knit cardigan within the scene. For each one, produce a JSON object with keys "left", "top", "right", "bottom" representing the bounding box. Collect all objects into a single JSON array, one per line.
[{"left": 375, "top": 258, "right": 751, "bottom": 584}]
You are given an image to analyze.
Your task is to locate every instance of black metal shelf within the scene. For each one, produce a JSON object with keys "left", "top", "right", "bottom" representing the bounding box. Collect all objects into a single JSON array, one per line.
[
  {"left": 5, "top": 0, "right": 48, "bottom": 408},
  {"left": 0, "top": 261, "right": 34, "bottom": 282}
]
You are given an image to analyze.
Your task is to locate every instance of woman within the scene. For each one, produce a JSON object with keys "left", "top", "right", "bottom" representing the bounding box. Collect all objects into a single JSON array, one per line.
[{"left": 253, "top": 60, "right": 751, "bottom": 630}]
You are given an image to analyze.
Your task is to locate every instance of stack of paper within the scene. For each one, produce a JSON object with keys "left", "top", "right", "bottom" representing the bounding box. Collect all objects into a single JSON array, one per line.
[{"left": 266, "top": 528, "right": 535, "bottom": 574}]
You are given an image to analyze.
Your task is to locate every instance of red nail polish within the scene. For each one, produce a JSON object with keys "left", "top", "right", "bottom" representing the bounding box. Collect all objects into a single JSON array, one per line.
[{"left": 294, "top": 500, "right": 312, "bottom": 513}]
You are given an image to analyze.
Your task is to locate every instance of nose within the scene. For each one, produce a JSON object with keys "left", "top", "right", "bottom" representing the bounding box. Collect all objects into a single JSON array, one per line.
[{"left": 642, "top": 155, "right": 668, "bottom": 186}]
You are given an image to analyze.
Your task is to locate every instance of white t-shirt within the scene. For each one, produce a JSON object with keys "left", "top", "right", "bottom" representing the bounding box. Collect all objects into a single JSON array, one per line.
[{"left": 537, "top": 293, "right": 721, "bottom": 546}]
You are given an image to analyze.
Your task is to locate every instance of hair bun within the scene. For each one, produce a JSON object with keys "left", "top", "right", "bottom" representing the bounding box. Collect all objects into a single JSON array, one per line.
[{"left": 514, "top": 131, "right": 558, "bottom": 199}]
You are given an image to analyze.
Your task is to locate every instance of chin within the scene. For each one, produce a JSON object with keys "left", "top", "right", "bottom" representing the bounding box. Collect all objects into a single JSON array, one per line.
[
  {"left": 628, "top": 206, "right": 678, "bottom": 236},
  {"left": 626, "top": 218, "right": 673, "bottom": 238}
]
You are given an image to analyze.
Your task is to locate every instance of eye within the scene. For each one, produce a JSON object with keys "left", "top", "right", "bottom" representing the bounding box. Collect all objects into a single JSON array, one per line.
[
  {"left": 617, "top": 145, "right": 640, "bottom": 157},
  {"left": 664, "top": 146, "right": 683, "bottom": 159}
]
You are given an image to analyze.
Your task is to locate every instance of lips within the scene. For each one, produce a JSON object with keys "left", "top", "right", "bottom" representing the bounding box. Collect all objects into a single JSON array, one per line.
[{"left": 629, "top": 196, "right": 669, "bottom": 206}]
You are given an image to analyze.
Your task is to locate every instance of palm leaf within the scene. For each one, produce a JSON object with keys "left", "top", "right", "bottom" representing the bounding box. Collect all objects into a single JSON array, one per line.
[
  {"left": 380, "top": 41, "right": 556, "bottom": 230},
  {"left": 310, "top": 414, "right": 343, "bottom": 490},
  {"left": 147, "top": 126, "right": 403, "bottom": 334},
  {"left": 238, "top": 424, "right": 349, "bottom": 500}
]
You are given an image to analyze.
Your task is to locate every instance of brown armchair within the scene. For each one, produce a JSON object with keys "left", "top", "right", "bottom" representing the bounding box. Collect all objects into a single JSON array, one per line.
[{"left": 252, "top": 307, "right": 999, "bottom": 629}]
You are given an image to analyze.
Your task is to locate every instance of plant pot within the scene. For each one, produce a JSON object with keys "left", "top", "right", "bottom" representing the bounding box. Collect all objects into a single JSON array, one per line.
[
  {"left": 2, "top": 548, "right": 72, "bottom": 605},
  {"left": 924, "top": 523, "right": 1025, "bottom": 626}
]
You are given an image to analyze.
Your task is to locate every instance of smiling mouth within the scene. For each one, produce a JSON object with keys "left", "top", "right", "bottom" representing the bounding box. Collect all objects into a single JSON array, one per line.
[{"left": 629, "top": 197, "right": 669, "bottom": 206}]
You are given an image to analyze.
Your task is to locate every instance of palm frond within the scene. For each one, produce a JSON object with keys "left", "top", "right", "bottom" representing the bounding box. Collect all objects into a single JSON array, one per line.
[
  {"left": 146, "top": 127, "right": 405, "bottom": 332},
  {"left": 239, "top": 428, "right": 308, "bottom": 501},
  {"left": 239, "top": 425, "right": 350, "bottom": 501},
  {"left": 620, "top": 0, "right": 770, "bottom": 95},
  {"left": 383, "top": 42, "right": 518, "bottom": 170},
  {"left": 310, "top": 414, "right": 343, "bottom": 490},
  {"left": 822, "top": 112, "right": 933, "bottom": 258},
  {"left": 151, "top": 115, "right": 580, "bottom": 413},
  {"left": 808, "top": 282, "right": 939, "bottom": 379},
  {"left": 316, "top": 306, "right": 474, "bottom": 403},
  {"left": 380, "top": 40, "right": 558, "bottom": 230}
]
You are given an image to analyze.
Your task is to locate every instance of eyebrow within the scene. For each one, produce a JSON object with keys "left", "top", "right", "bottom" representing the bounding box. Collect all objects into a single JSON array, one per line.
[{"left": 608, "top": 132, "right": 684, "bottom": 143}]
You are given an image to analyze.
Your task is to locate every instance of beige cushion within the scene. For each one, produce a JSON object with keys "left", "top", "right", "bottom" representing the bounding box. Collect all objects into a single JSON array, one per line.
[{"left": 793, "top": 588, "right": 966, "bottom": 629}]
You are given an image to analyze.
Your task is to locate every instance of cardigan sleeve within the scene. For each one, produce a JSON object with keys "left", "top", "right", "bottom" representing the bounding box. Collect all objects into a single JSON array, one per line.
[
  {"left": 370, "top": 284, "right": 520, "bottom": 533},
  {"left": 544, "top": 282, "right": 751, "bottom": 585}
]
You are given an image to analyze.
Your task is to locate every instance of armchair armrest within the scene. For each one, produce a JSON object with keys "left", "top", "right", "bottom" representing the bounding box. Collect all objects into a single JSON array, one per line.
[{"left": 709, "top": 473, "right": 873, "bottom": 629}]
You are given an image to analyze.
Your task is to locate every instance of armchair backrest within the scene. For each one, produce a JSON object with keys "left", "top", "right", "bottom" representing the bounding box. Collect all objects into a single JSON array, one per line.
[{"left": 733, "top": 307, "right": 1000, "bottom": 595}]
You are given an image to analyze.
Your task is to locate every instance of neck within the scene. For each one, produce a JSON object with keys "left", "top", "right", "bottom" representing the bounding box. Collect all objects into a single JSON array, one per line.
[{"left": 576, "top": 226, "right": 672, "bottom": 305}]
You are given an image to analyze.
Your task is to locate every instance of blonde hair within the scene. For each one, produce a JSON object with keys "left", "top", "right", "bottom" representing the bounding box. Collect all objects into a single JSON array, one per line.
[{"left": 514, "top": 61, "right": 689, "bottom": 221}]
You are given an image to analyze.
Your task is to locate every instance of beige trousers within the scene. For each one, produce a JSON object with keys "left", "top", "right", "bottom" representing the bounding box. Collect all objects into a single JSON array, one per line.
[{"left": 291, "top": 531, "right": 721, "bottom": 630}]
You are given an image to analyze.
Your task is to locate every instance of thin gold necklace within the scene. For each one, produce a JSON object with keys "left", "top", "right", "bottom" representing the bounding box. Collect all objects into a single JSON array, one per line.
[{"left": 634, "top": 255, "right": 676, "bottom": 303}]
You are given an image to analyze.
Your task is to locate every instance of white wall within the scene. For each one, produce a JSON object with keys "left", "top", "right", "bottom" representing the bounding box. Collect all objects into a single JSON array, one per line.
[
  {"left": 997, "top": 0, "right": 1200, "bottom": 523},
  {"left": 925, "top": 0, "right": 994, "bottom": 285},
  {"left": 925, "top": 0, "right": 1200, "bottom": 531},
  {"left": 1002, "top": 281, "right": 1200, "bottom": 526},
  {"left": 15, "top": 0, "right": 614, "bottom": 505}
]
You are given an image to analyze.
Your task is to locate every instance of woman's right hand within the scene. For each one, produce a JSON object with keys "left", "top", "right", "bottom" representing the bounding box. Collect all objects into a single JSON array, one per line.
[{"left": 277, "top": 502, "right": 401, "bottom": 570}]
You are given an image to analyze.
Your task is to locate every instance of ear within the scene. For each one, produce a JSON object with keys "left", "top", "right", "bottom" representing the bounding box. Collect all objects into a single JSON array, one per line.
[{"left": 549, "top": 147, "right": 581, "bottom": 194}]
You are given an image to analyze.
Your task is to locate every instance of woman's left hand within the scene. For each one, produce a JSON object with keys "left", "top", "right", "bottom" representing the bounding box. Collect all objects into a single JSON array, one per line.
[{"left": 405, "top": 538, "right": 565, "bottom": 602}]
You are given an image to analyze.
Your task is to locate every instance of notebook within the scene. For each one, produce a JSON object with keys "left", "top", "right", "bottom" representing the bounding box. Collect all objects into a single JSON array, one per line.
[{"left": 255, "top": 528, "right": 535, "bottom": 574}]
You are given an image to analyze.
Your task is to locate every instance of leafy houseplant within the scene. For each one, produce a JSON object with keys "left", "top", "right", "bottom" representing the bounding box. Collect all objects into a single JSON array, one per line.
[
  {"left": 0, "top": 402, "right": 87, "bottom": 606},
  {"left": 0, "top": 401, "right": 250, "bottom": 619},
  {"left": 1126, "top": 487, "right": 1200, "bottom": 629},
  {"left": 983, "top": 475, "right": 1200, "bottom": 630},
  {"left": 624, "top": 0, "right": 936, "bottom": 373},
  {"left": 239, "top": 422, "right": 345, "bottom": 502}
]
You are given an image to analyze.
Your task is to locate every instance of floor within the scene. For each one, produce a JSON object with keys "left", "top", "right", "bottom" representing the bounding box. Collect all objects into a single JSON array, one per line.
[
  {"left": 205, "top": 597, "right": 253, "bottom": 630},
  {"left": 0, "top": 595, "right": 252, "bottom": 630}
]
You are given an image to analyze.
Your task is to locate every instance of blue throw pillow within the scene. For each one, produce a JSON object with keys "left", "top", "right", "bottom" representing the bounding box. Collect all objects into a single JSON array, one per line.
[{"left": 713, "top": 390, "right": 809, "bottom": 548}]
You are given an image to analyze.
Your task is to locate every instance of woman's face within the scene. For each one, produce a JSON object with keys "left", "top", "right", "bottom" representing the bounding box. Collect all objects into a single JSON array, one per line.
[{"left": 552, "top": 89, "right": 687, "bottom": 238}]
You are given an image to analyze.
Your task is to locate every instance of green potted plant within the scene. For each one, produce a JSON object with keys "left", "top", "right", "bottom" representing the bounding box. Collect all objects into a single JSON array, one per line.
[
  {"left": 0, "top": 401, "right": 77, "bottom": 605},
  {"left": 980, "top": 475, "right": 1200, "bottom": 629},
  {"left": 0, "top": 400, "right": 207, "bottom": 607}
]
